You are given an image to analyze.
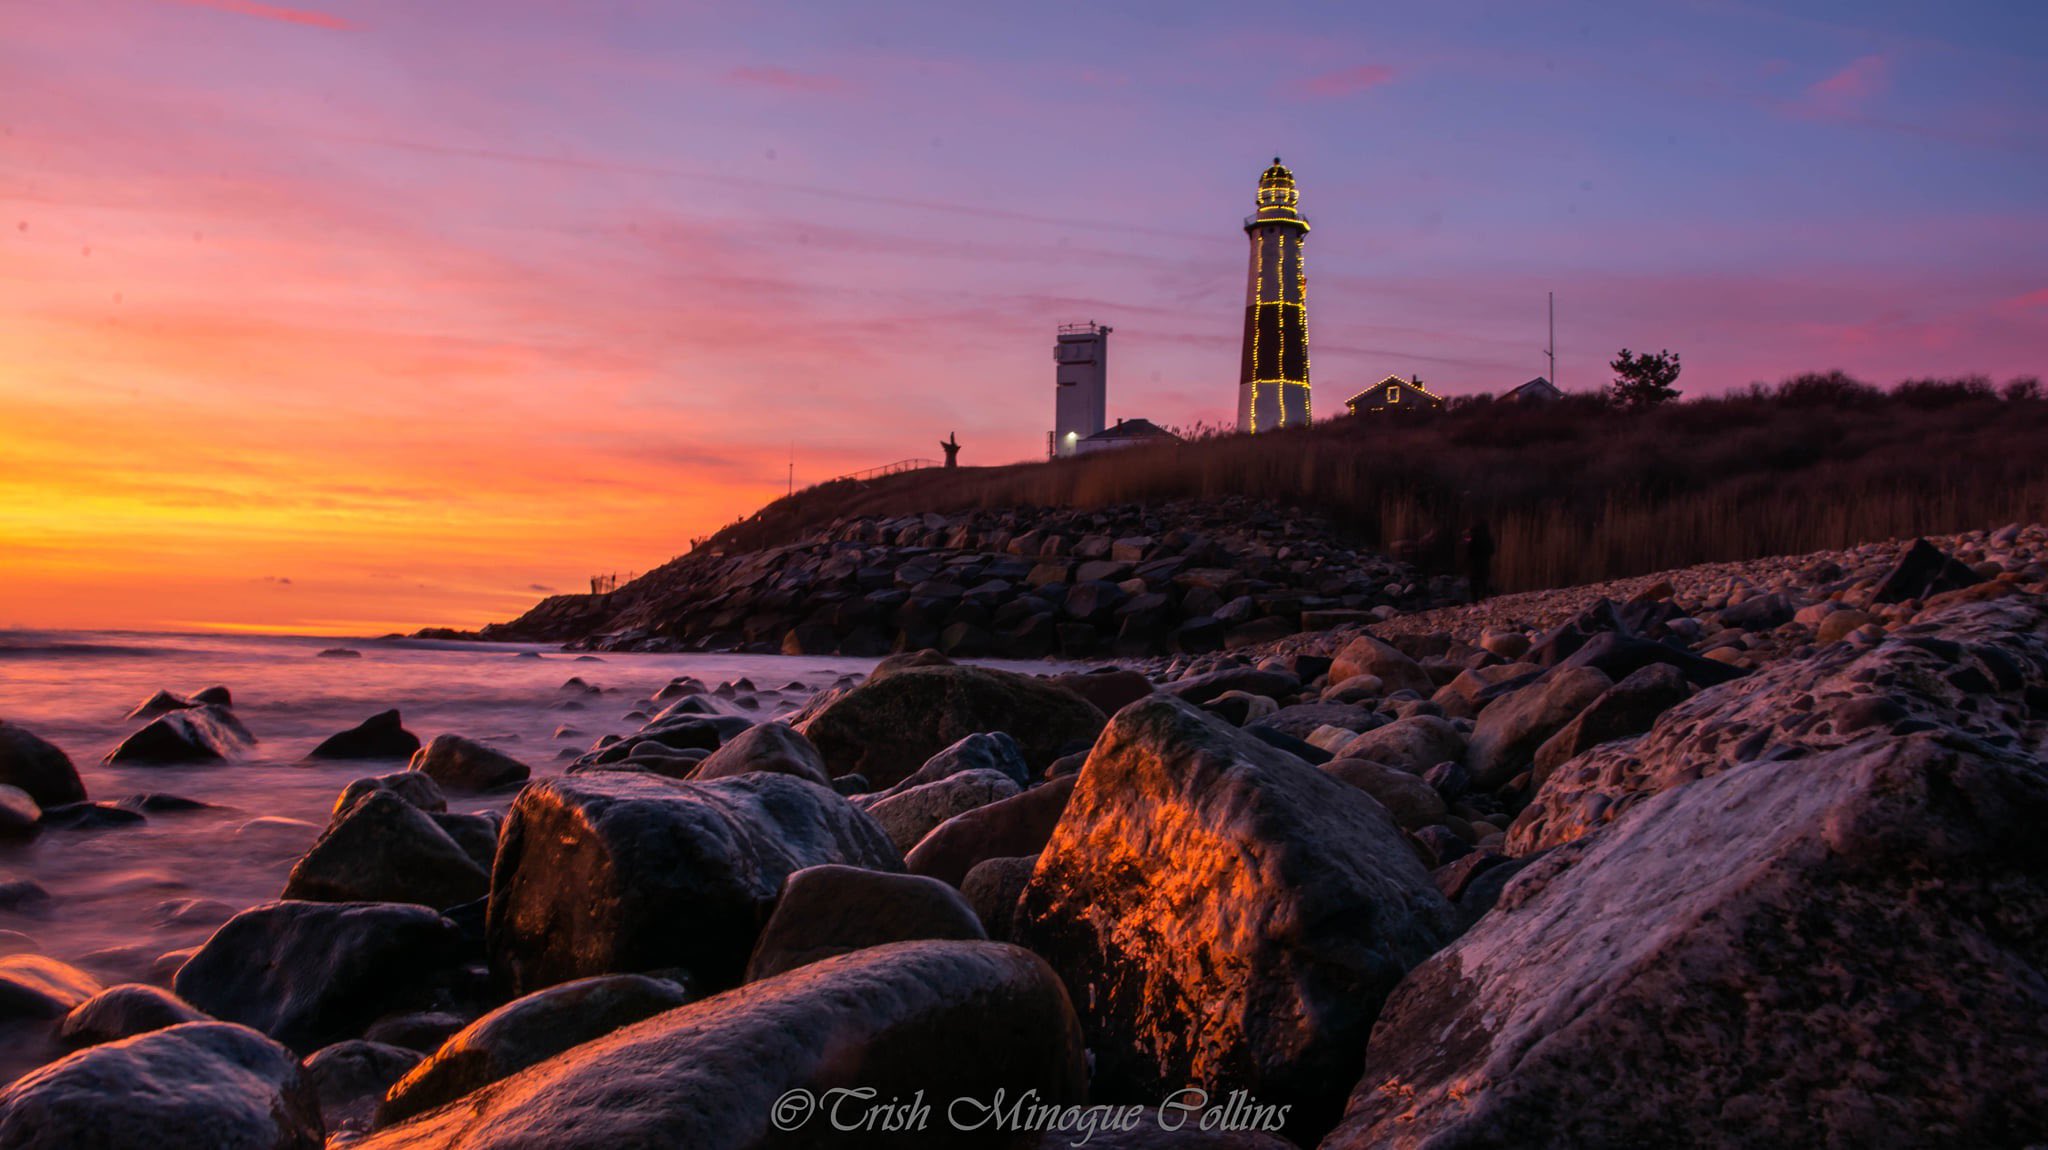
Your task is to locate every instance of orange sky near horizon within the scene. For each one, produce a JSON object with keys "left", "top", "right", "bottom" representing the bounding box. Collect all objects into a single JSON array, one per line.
[{"left": 5, "top": 0, "right": 2043, "bottom": 636}]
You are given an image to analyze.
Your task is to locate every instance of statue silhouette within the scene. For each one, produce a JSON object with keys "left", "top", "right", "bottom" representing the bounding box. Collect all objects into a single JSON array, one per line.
[{"left": 941, "top": 432, "right": 960, "bottom": 469}]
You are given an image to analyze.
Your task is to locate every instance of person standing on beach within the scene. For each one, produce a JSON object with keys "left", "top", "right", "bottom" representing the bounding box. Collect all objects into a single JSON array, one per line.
[{"left": 1466, "top": 520, "right": 1495, "bottom": 603}]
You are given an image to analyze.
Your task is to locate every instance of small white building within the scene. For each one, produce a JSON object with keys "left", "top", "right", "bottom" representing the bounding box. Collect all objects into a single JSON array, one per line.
[
  {"left": 1075, "top": 417, "right": 1180, "bottom": 455},
  {"left": 1051, "top": 321, "right": 1110, "bottom": 457}
]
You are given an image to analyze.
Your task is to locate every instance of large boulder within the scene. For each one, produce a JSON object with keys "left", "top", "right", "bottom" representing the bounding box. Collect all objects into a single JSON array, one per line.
[
  {"left": 797, "top": 666, "right": 1106, "bottom": 787},
  {"left": 861, "top": 769, "right": 1020, "bottom": 854},
  {"left": 1530, "top": 661, "right": 1691, "bottom": 786},
  {"left": 877, "top": 731, "right": 1031, "bottom": 796},
  {"left": 1329, "top": 634, "right": 1433, "bottom": 696},
  {"left": 487, "top": 772, "right": 901, "bottom": 997},
  {"left": 1046, "top": 668, "right": 1154, "bottom": 717},
  {"left": 306, "top": 710, "right": 420, "bottom": 761},
  {"left": 378, "top": 974, "right": 691, "bottom": 1126},
  {"left": 1514, "top": 597, "right": 2048, "bottom": 853},
  {"left": 1334, "top": 715, "right": 1465, "bottom": 775},
  {"left": 348, "top": 941, "right": 1084, "bottom": 1150},
  {"left": 684, "top": 722, "right": 829, "bottom": 787},
  {"left": 104, "top": 705, "right": 254, "bottom": 765},
  {"left": 173, "top": 902, "right": 464, "bottom": 1054},
  {"left": 281, "top": 789, "right": 489, "bottom": 910},
  {"left": 0, "top": 1022, "right": 322, "bottom": 1149},
  {"left": 305, "top": 1040, "right": 421, "bottom": 1137},
  {"left": 1321, "top": 758, "right": 1446, "bottom": 830},
  {"left": 1328, "top": 734, "right": 2048, "bottom": 1148},
  {"left": 1464, "top": 665, "right": 1612, "bottom": 789},
  {"left": 904, "top": 776, "right": 1077, "bottom": 887},
  {"left": 0, "top": 722, "right": 84, "bottom": 807},
  {"left": 407, "top": 735, "right": 530, "bottom": 793},
  {"left": 744, "top": 865, "right": 986, "bottom": 982},
  {"left": 1014, "top": 697, "right": 1456, "bottom": 1141},
  {"left": 59, "top": 983, "right": 208, "bottom": 1048},
  {"left": 1872, "top": 536, "right": 1985, "bottom": 604}
]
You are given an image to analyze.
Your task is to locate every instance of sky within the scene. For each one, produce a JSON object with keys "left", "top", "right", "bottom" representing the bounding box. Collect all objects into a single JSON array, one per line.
[{"left": 2, "top": 0, "right": 2044, "bottom": 635}]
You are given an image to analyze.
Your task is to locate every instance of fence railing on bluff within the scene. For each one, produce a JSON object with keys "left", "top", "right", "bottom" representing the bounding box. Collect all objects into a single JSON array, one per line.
[{"left": 819, "top": 458, "right": 941, "bottom": 486}]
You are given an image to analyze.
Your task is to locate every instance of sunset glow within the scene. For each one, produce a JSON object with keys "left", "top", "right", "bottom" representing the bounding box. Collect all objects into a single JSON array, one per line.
[{"left": 3, "top": 0, "right": 2043, "bottom": 633}]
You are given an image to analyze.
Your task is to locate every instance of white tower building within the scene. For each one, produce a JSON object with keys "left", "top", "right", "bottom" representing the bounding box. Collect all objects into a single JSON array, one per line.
[
  {"left": 1052, "top": 321, "right": 1110, "bottom": 458},
  {"left": 1237, "top": 158, "right": 1311, "bottom": 433}
]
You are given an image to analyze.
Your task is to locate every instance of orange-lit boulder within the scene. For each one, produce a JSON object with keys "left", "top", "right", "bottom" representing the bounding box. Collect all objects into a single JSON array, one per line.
[
  {"left": 1013, "top": 697, "right": 1455, "bottom": 1142},
  {"left": 351, "top": 941, "right": 1084, "bottom": 1150},
  {"left": 486, "top": 772, "right": 900, "bottom": 997},
  {"left": 797, "top": 665, "right": 1105, "bottom": 787}
]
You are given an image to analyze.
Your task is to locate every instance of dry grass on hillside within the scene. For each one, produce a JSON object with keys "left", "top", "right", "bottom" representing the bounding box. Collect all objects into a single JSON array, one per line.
[{"left": 705, "top": 374, "right": 2048, "bottom": 594}]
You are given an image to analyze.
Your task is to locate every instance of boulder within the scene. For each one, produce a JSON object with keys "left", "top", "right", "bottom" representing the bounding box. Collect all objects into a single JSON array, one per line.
[
  {"left": 104, "top": 705, "right": 254, "bottom": 765},
  {"left": 744, "top": 865, "right": 985, "bottom": 982},
  {"left": 683, "top": 722, "right": 830, "bottom": 787},
  {"left": 0, "top": 722, "right": 85, "bottom": 807},
  {"left": 1514, "top": 597, "right": 2048, "bottom": 853},
  {"left": 1334, "top": 715, "right": 1465, "bottom": 775},
  {"left": 1465, "top": 665, "right": 1612, "bottom": 790},
  {"left": 1247, "top": 702, "right": 1377, "bottom": 743},
  {"left": 797, "top": 665, "right": 1105, "bottom": 787},
  {"left": 861, "top": 769, "right": 1020, "bottom": 854},
  {"left": 1873, "top": 537, "right": 1986, "bottom": 604},
  {"left": 304, "top": 1040, "right": 421, "bottom": 1136},
  {"left": 282, "top": 789, "right": 489, "bottom": 910},
  {"left": 1329, "top": 634, "right": 1433, "bottom": 696},
  {"left": 0, "top": 1022, "right": 322, "bottom": 1149},
  {"left": 125, "top": 689, "right": 195, "bottom": 721},
  {"left": 1164, "top": 667, "right": 1300, "bottom": 706},
  {"left": 430, "top": 811, "right": 500, "bottom": 873},
  {"left": 59, "top": 984, "right": 208, "bottom": 1048},
  {"left": 1321, "top": 758, "right": 1447, "bottom": 830},
  {"left": 378, "top": 974, "right": 690, "bottom": 1126},
  {"left": 904, "top": 776, "right": 1077, "bottom": 887},
  {"left": 407, "top": 735, "right": 530, "bottom": 793},
  {"left": 1530, "top": 662, "right": 1691, "bottom": 786},
  {"left": 487, "top": 772, "right": 901, "bottom": 997},
  {"left": 878, "top": 731, "right": 1031, "bottom": 796},
  {"left": 306, "top": 710, "right": 420, "bottom": 761},
  {"left": 349, "top": 942, "right": 1083, "bottom": 1150},
  {"left": 0, "top": 955, "right": 101, "bottom": 1021},
  {"left": 1046, "top": 668, "right": 1154, "bottom": 717},
  {"left": 1329, "top": 735, "right": 2048, "bottom": 1148},
  {"left": 334, "top": 772, "right": 447, "bottom": 818},
  {"left": 960, "top": 855, "right": 1036, "bottom": 942},
  {"left": 173, "top": 901, "right": 464, "bottom": 1054},
  {"left": 1014, "top": 697, "right": 1456, "bottom": 1141}
]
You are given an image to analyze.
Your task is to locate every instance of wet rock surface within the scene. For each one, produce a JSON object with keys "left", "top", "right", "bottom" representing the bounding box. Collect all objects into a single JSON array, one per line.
[
  {"left": 487, "top": 771, "right": 900, "bottom": 996},
  {"left": 743, "top": 864, "right": 985, "bottom": 982},
  {"left": 0, "top": 1022, "right": 323, "bottom": 1149},
  {"left": 352, "top": 941, "right": 1084, "bottom": 1150},
  {"left": 1015, "top": 696, "right": 1455, "bottom": 1142}
]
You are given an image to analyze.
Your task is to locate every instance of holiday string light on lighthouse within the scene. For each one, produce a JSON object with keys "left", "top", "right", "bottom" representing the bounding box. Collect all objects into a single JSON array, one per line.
[{"left": 1236, "top": 157, "right": 1311, "bottom": 433}]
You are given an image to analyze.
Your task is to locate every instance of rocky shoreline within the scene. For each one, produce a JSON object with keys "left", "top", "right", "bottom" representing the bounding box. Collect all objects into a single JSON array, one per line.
[
  {"left": 447, "top": 497, "right": 1458, "bottom": 659},
  {"left": 1, "top": 526, "right": 2044, "bottom": 1147}
]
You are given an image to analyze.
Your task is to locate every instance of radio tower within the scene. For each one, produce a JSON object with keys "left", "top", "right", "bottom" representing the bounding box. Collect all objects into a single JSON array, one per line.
[{"left": 1237, "top": 158, "right": 1312, "bottom": 433}]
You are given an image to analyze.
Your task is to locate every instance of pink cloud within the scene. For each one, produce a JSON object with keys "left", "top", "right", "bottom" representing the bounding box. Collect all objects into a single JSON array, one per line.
[
  {"left": 723, "top": 65, "right": 850, "bottom": 95},
  {"left": 160, "top": 0, "right": 351, "bottom": 30},
  {"left": 2000, "top": 287, "right": 2048, "bottom": 313},
  {"left": 1800, "top": 54, "right": 1888, "bottom": 119},
  {"left": 1299, "top": 65, "right": 1398, "bottom": 99}
]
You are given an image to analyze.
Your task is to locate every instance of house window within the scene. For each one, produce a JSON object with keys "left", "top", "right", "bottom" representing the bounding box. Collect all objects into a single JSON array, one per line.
[{"left": 1388, "top": 386, "right": 1400, "bottom": 404}]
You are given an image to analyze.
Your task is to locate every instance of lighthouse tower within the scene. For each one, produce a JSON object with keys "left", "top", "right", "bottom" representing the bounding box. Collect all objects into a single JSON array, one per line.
[{"left": 1236, "top": 158, "right": 1311, "bottom": 433}]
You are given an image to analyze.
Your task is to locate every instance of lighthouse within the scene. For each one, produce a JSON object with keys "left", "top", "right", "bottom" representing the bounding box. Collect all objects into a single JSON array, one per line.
[{"left": 1236, "top": 158, "right": 1311, "bottom": 433}]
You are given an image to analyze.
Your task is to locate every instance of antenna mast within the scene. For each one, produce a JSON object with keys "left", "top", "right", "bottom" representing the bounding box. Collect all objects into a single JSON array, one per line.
[{"left": 1545, "top": 291, "right": 1556, "bottom": 387}]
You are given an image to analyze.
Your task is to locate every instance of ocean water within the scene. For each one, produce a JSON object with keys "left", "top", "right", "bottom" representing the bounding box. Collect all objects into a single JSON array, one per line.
[{"left": 0, "top": 630, "right": 1057, "bottom": 1081}]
